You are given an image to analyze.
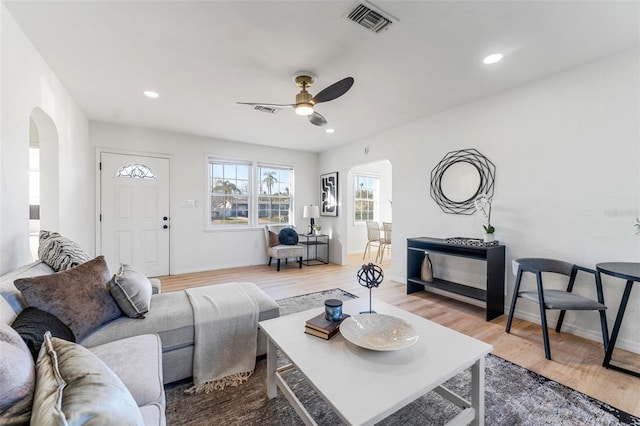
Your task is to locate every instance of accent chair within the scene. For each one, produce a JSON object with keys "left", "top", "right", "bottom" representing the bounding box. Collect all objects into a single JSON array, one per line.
[{"left": 264, "top": 225, "right": 304, "bottom": 271}]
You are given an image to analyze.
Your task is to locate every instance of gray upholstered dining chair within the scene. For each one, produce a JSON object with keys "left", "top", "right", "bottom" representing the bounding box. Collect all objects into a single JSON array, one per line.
[{"left": 506, "top": 258, "right": 609, "bottom": 360}]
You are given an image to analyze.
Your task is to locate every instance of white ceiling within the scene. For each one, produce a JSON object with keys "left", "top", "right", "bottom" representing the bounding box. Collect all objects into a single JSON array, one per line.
[{"left": 4, "top": 1, "right": 639, "bottom": 152}]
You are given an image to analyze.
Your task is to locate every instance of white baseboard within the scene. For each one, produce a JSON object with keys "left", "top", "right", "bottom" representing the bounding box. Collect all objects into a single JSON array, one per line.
[
  {"left": 173, "top": 260, "right": 266, "bottom": 275},
  {"left": 389, "top": 273, "right": 404, "bottom": 285},
  {"left": 508, "top": 309, "right": 640, "bottom": 355},
  {"left": 395, "top": 280, "right": 640, "bottom": 355}
]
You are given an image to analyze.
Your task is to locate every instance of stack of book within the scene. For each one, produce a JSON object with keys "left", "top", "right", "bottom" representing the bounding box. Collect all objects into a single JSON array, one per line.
[{"left": 304, "top": 312, "right": 350, "bottom": 340}]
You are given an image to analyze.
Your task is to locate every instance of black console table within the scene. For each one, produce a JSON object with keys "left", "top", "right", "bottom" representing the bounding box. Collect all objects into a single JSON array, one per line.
[
  {"left": 407, "top": 237, "right": 505, "bottom": 321},
  {"left": 298, "top": 234, "right": 329, "bottom": 266}
]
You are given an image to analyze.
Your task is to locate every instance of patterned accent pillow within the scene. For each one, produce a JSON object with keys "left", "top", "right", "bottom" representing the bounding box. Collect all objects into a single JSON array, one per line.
[
  {"left": 0, "top": 324, "right": 34, "bottom": 424},
  {"left": 14, "top": 256, "right": 122, "bottom": 340},
  {"left": 38, "top": 230, "right": 91, "bottom": 272},
  {"left": 11, "top": 307, "right": 76, "bottom": 360},
  {"left": 31, "top": 332, "right": 144, "bottom": 425},
  {"left": 108, "top": 264, "right": 152, "bottom": 319},
  {"left": 268, "top": 231, "right": 280, "bottom": 247}
]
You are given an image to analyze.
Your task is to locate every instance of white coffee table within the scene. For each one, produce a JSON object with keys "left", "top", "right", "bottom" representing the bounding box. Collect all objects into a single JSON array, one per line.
[{"left": 259, "top": 297, "right": 493, "bottom": 425}]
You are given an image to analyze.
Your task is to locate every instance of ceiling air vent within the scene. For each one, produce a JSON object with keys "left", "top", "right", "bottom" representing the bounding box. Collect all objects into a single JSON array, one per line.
[
  {"left": 344, "top": 1, "right": 396, "bottom": 34},
  {"left": 254, "top": 105, "right": 281, "bottom": 114}
]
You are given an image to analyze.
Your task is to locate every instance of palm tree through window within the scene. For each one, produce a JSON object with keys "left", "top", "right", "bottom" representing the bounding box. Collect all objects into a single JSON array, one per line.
[
  {"left": 258, "top": 165, "right": 292, "bottom": 224},
  {"left": 208, "top": 159, "right": 293, "bottom": 227},
  {"left": 209, "top": 161, "right": 250, "bottom": 225}
]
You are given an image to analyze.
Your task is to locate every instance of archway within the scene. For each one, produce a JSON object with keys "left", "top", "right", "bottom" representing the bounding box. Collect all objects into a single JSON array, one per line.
[
  {"left": 346, "top": 160, "right": 392, "bottom": 262},
  {"left": 29, "top": 108, "right": 59, "bottom": 260}
]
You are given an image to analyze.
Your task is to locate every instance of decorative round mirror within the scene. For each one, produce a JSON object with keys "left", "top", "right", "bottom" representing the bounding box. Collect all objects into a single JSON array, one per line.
[
  {"left": 439, "top": 161, "right": 481, "bottom": 203},
  {"left": 430, "top": 149, "right": 495, "bottom": 214}
]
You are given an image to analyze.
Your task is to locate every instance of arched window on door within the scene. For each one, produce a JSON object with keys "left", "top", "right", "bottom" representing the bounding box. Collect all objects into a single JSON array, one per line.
[{"left": 116, "top": 163, "right": 156, "bottom": 179}]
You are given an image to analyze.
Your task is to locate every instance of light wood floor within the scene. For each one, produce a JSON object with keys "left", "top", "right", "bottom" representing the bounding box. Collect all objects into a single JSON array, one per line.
[{"left": 158, "top": 254, "right": 640, "bottom": 417}]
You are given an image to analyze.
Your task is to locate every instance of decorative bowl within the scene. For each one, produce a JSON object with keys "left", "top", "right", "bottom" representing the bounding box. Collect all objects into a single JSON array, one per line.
[{"left": 340, "top": 314, "right": 418, "bottom": 351}]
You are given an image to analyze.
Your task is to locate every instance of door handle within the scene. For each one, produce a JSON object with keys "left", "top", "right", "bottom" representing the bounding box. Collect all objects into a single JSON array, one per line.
[
  {"left": 163, "top": 216, "right": 169, "bottom": 221},
  {"left": 163, "top": 225, "right": 169, "bottom": 229}
]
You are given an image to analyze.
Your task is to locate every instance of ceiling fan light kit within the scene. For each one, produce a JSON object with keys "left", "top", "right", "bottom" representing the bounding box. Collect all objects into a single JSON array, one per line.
[
  {"left": 237, "top": 72, "right": 354, "bottom": 127},
  {"left": 295, "top": 103, "right": 314, "bottom": 116},
  {"left": 294, "top": 74, "right": 315, "bottom": 116}
]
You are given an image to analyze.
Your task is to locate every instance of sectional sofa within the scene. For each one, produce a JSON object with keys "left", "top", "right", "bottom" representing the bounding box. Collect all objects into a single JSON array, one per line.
[{"left": 0, "top": 237, "right": 280, "bottom": 424}]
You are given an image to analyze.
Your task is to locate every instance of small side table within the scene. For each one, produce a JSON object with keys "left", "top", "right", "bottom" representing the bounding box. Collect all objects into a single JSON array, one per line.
[
  {"left": 596, "top": 262, "right": 640, "bottom": 378},
  {"left": 298, "top": 234, "right": 329, "bottom": 266}
]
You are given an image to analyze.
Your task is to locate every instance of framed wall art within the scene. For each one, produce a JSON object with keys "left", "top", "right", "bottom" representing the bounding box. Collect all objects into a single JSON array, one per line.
[{"left": 320, "top": 172, "right": 338, "bottom": 217}]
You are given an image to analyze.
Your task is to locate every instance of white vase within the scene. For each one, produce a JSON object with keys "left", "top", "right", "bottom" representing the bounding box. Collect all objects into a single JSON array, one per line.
[{"left": 484, "top": 233, "right": 495, "bottom": 243}]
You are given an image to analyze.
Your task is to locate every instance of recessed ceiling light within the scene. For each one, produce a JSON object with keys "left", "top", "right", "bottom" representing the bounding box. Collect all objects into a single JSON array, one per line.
[
  {"left": 143, "top": 90, "right": 159, "bottom": 98},
  {"left": 483, "top": 53, "right": 503, "bottom": 65},
  {"left": 326, "top": 129, "right": 335, "bottom": 134}
]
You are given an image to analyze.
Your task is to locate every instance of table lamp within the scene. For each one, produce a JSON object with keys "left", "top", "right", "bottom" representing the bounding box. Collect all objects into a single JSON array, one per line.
[{"left": 303, "top": 205, "right": 320, "bottom": 235}]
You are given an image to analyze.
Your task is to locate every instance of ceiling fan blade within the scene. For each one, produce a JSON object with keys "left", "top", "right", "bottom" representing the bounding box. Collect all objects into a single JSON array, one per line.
[
  {"left": 308, "top": 112, "right": 327, "bottom": 126},
  {"left": 311, "top": 77, "right": 354, "bottom": 104},
  {"left": 236, "top": 102, "right": 294, "bottom": 108}
]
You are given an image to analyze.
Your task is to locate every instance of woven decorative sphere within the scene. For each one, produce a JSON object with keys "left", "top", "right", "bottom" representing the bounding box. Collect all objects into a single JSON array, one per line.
[{"left": 357, "top": 263, "right": 384, "bottom": 289}]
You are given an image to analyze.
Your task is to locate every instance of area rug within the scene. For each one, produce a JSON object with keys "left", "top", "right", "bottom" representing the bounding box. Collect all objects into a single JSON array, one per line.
[{"left": 165, "top": 289, "right": 640, "bottom": 425}]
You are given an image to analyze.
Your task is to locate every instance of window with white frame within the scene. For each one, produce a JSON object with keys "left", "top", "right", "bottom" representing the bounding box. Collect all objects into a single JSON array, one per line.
[
  {"left": 354, "top": 174, "right": 379, "bottom": 222},
  {"left": 29, "top": 147, "right": 40, "bottom": 208},
  {"left": 29, "top": 146, "right": 41, "bottom": 262},
  {"left": 207, "top": 158, "right": 294, "bottom": 228},
  {"left": 209, "top": 160, "right": 251, "bottom": 226},
  {"left": 258, "top": 164, "right": 293, "bottom": 224}
]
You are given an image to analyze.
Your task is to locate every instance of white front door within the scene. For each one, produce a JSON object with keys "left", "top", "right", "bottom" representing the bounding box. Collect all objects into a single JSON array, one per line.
[{"left": 100, "top": 152, "right": 170, "bottom": 277}]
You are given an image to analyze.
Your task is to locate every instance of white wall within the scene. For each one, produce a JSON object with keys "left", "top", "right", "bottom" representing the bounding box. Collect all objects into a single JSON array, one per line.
[
  {"left": 2, "top": 3, "right": 638, "bottom": 352},
  {"left": 89, "top": 121, "right": 319, "bottom": 274},
  {"left": 1, "top": 0, "right": 320, "bottom": 276},
  {"left": 346, "top": 160, "right": 392, "bottom": 254},
  {"left": 320, "top": 48, "right": 640, "bottom": 353},
  {"left": 0, "top": 5, "right": 91, "bottom": 274}
]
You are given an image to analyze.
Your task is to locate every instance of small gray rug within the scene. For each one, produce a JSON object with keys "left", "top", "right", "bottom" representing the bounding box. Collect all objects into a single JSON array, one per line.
[{"left": 165, "top": 289, "right": 639, "bottom": 425}]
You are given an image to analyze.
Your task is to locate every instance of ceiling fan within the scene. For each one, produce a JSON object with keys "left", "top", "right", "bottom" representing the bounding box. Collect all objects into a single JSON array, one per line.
[{"left": 237, "top": 72, "right": 354, "bottom": 127}]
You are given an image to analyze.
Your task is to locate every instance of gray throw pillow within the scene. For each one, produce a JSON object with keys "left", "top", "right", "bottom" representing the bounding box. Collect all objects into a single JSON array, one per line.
[
  {"left": 0, "top": 324, "right": 34, "bottom": 424},
  {"left": 31, "top": 332, "right": 144, "bottom": 426},
  {"left": 108, "top": 264, "right": 152, "bottom": 319},
  {"left": 14, "top": 256, "right": 121, "bottom": 340},
  {"left": 37, "top": 230, "right": 91, "bottom": 272}
]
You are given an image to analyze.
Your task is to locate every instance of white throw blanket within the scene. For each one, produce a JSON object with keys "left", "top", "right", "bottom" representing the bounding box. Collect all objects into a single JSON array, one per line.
[{"left": 185, "top": 282, "right": 259, "bottom": 393}]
